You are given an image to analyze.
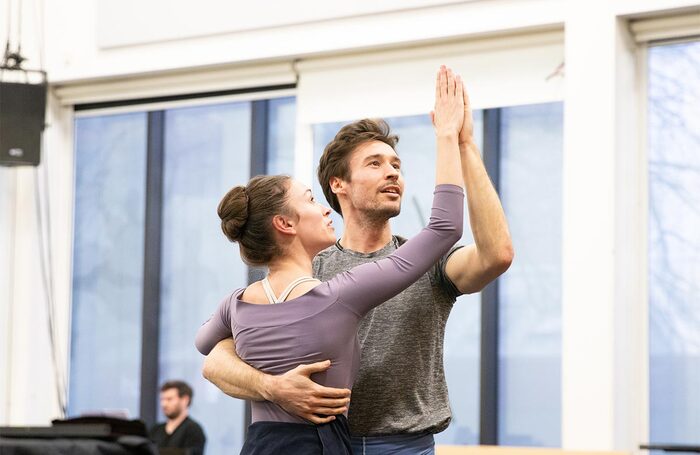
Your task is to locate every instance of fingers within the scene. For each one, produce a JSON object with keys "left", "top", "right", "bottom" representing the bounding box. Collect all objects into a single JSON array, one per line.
[
  {"left": 435, "top": 69, "right": 441, "bottom": 100},
  {"left": 446, "top": 67, "right": 455, "bottom": 97},
  {"left": 312, "top": 406, "right": 348, "bottom": 415},
  {"left": 295, "top": 360, "right": 332, "bottom": 376},
  {"left": 429, "top": 110, "right": 435, "bottom": 126},
  {"left": 314, "top": 385, "right": 351, "bottom": 399},
  {"left": 436, "top": 65, "right": 462, "bottom": 98},
  {"left": 306, "top": 414, "right": 337, "bottom": 425},
  {"left": 312, "top": 395, "right": 351, "bottom": 408},
  {"left": 298, "top": 395, "right": 348, "bottom": 416},
  {"left": 462, "top": 79, "right": 471, "bottom": 110},
  {"left": 456, "top": 74, "right": 464, "bottom": 106},
  {"left": 439, "top": 65, "right": 447, "bottom": 97}
]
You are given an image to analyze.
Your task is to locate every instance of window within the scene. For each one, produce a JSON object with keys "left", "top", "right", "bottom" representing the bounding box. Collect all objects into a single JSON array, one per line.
[
  {"left": 70, "top": 113, "right": 148, "bottom": 417},
  {"left": 648, "top": 40, "right": 700, "bottom": 446},
  {"left": 498, "top": 102, "right": 563, "bottom": 446},
  {"left": 70, "top": 95, "right": 296, "bottom": 454},
  {"left": 267, "top": 97, "right": 297, "bottom": 175}
]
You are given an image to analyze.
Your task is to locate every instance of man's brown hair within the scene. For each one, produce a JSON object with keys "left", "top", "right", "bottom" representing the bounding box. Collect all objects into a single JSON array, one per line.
[
  {"left": 317, "top": 119, "right": 398, "bottom": 215},
  {"left": 161, "top": 380, "right": 194, "bottom": 407}
]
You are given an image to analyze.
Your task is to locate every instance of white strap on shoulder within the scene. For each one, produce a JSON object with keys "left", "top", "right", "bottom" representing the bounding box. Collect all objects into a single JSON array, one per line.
[
  {"left": 261, "top": 276, "right": 318, "bottom": 304},
  {"left": 276, "top": 276, "right": 318, "bottom": 303},
  {"left": 260, "top": 277, "right": 279, "bottom": 304}
]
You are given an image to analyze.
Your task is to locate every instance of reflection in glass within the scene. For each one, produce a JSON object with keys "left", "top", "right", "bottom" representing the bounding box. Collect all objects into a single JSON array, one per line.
[
  {"left": 648, "top": 41, "right": 700, "bottom": 445},
  {"left": 498, "top": 103, "right": 563, "bottom": 447},
  {"left": 158, "top": 102, "right": 252, "bottom": 455},
  {"left": 313, "top": 113, "right": 484, "bottom": 445},
  {"left": 70, "top": 113, "right": 148, "bottom": 417}
]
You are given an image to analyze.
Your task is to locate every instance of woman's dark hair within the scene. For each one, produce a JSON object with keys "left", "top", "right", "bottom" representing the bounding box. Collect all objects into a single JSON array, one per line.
[{"left": 217, "top": 174, "right": 293, "bottom": 265}]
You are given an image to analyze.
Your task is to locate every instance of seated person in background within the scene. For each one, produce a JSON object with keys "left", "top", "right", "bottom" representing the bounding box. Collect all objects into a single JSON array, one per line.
[{"left": 150, "top": 380, "right": 206, "bottom": 455}]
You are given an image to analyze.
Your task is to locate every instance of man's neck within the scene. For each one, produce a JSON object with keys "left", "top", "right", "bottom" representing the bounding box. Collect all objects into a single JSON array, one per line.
[
  {"left": 339, "top": 216, "right": 393, "bottom": 254},
  {"left": 165, "top": 411, "right": 188, "bottom": 434}
]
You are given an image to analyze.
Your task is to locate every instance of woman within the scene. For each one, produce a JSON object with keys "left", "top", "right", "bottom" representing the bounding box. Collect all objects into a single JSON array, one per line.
[{"left": 195, "top": 66, "right": 466, "bottom": 454}]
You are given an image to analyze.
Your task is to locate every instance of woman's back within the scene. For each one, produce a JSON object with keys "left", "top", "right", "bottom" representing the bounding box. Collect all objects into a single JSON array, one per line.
[{"left": 229, "top": 283, "right": 361, "bottom": 423}]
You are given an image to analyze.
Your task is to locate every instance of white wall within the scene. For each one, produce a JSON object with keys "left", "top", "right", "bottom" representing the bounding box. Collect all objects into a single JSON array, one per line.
[
  {"left": 2, "top": 0, "right": 700, "bottom": 452},
  {"left": 0, "top": 89, "right": 73, "bottom": 424},
  {"left": 44, "top": 0, "right": 566, "bottom": 84}
]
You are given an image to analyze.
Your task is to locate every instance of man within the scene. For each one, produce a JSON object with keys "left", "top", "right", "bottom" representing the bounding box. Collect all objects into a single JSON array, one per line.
[
  {"left": 203, "top": 68, "right": 513, "bottom": 454},
  {"left": 150, "top": 380, "right": 206, "bottom": 455}
]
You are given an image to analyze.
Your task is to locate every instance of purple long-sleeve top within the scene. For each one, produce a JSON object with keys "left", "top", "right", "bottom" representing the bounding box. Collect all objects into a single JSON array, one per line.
[{"left": 195, "top": 184, "right": 464, "bottom": 424}]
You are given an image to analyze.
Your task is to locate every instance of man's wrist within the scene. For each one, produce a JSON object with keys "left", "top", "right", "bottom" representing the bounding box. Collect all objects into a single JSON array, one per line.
[
  {"left": 259, "top": 373, "right": 277, "bottom": 402},
  {"left": 459, "top": 139, "right": 479, "bottom": 154}
]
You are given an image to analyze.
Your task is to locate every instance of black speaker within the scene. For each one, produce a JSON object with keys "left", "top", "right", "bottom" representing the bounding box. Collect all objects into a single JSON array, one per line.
[{"left": 0, "top": 81, "right": 47, "bottom": 166}]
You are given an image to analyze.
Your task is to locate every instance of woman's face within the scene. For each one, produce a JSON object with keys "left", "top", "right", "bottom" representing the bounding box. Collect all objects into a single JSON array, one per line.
[{"left": 285, "top": 179, "right": 336, "bottom": 254}]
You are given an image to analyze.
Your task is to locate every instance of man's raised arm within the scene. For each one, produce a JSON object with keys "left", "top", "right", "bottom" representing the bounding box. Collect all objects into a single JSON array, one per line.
[
  {"left": 202, "top": 338, "right": 351, "bottom": 424},
  {"left": 444, "top": 82, "right": 514, "bottom": 294}
]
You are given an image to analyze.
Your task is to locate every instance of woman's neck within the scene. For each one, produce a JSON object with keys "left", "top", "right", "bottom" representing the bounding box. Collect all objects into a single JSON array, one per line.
[{"left": 266, "top": 254, "right": 314, "bottom": 281}]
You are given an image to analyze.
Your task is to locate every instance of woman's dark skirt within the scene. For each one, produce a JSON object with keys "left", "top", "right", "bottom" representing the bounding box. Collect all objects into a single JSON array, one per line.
[{"left": 240, "top": 415, "right": 352, "bottom": 455}]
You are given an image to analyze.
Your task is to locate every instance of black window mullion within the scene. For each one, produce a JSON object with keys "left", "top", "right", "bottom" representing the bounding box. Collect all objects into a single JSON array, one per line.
[
  {"left": 243, "top": 99, "right": 271, "bottom": 431},
  {"left": 140, "top": 110, "right": 165, "bottom": 428},
  {"left": 479, "top": 108, "right": 501, "bottom": 445}
]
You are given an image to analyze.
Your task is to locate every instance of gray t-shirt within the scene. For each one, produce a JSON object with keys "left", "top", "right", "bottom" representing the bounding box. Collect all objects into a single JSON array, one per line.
[
  {"left": 313, "top": 237, "right": 463, "bottom": 437},
  {"left": 195, "top": 185, "right": 464, "bottom": 428}
]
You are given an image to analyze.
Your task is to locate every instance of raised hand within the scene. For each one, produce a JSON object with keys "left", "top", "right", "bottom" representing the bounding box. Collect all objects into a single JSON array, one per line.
[
  {"left": 430, "top": 65, "right": 464, "bottom": 139},
  {"left": 458, "top": 79, "right": 475, "bottom": 146}
]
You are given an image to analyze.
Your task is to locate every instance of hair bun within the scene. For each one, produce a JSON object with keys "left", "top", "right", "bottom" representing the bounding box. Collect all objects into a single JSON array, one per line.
[{"left": 217, "top": 186, "right": 249, "bottom": 241}]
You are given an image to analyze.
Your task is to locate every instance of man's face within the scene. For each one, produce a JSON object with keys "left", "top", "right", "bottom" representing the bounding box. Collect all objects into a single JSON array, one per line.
[
  {"left": 335, "top": 141, "right": 404, "bottom": 222},
  {"left": 159, "top": 388, "right": 188, "bottom": 420}
]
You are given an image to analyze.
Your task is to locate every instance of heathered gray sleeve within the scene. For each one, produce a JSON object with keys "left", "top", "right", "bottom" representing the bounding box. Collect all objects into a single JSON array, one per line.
[
  {"left": 195, "top": 293, "right": 235, "bottom": 355},
  {"left": 329, "top": 184, "right": 463, "bottom": 316}
]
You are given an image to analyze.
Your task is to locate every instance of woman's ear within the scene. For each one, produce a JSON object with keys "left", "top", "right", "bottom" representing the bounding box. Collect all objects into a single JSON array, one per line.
[{"left": 271, "top": 214, "right": 296, "bottom": 236}]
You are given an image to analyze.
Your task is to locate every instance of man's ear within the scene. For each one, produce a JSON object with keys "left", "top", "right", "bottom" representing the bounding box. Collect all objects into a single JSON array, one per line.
[
  {"left": 329, "top": 176, "right": 346, "bottom": 195},
  {"left": 271, "top": 214, "right": 296, "bottom": 236}
]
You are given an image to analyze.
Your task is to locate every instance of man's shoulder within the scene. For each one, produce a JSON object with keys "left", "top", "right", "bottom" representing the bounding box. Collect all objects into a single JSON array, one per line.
[
  {"left": 314, "top": 244, "right": 340, "bottom": 261},
  {"left": 183, "top": 417, "right": 205, "bottom": 434},
  {"left": 313, "top": 243, "right": 346, "bottom": 280}
]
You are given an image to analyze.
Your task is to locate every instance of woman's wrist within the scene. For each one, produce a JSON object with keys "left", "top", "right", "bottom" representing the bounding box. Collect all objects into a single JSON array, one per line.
[{"left": 436, "top": 131, "right": 459, "bottom": 143}]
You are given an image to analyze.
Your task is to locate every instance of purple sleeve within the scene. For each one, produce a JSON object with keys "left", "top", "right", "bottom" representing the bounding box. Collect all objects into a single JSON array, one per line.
[
  {"left": 330, "top": 184, "right": 464, "bottom": 316},
  {"left": 195, "top": 294, "right": 234, "bottom": 355}
]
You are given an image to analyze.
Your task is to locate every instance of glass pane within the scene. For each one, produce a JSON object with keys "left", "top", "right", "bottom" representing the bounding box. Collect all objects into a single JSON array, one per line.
[
  {"left": 648, "top": 41, "right": 700, "bottom": 445},
  {"left": 267, "top": 96, "right": 296, "bottom": 175},
  {"left": 312, "top": 113, "right": 484, "bottom": 444},
  {"left": 70, "top": 113, "right": 148, "bottom": 417},
  {"left": 498, "top": 102, "right": 563, "bottom": 446},
  {"left": 158, "top": 102, "right": 252, "bottom": 455}
]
